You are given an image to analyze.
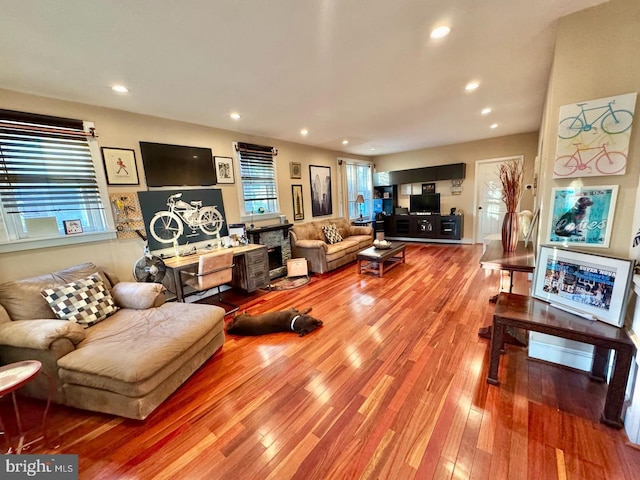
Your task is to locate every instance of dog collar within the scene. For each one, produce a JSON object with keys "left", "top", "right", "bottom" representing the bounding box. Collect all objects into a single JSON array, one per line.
[{"left": 290, "top": 315, "right": 301, "bottom": 332}]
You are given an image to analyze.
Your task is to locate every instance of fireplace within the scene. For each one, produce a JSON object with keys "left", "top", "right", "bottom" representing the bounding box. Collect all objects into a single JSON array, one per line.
[{"left": 246, "top": 223, "right": 292, "bottom": 279}]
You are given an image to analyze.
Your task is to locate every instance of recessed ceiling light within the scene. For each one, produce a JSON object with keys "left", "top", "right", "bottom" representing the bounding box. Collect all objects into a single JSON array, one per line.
[
  {"left": 230, "top": 112, "right": 241, "bottom": 120},
  {"left": 300, "top": 129, "right": 309, "bottom": 136},
  {"left": 370, "top": 147, "right": 376, "bottom": 151},
  {"left": 430, "top": 26, "right": 451, "bottom": 39},
  {"left": 481, "top": 107, "right": 492, "bottom": 115},
  {"left": 490, "top": 123, "right": 499, "bottom": 129},
  {"left": 342, "top": 140, "right": 349, "bottom": 145},
  {"left": 111, "top": 85, "right": 129, "bottom": 94},
  {"left": 465, "top": 82, "right": 480, "bottom": 91}
]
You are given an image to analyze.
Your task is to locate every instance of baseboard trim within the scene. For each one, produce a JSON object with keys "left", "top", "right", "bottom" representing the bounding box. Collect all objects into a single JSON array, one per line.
[{"left": 528, "top": 337, "right": 594, "bottom": 372}]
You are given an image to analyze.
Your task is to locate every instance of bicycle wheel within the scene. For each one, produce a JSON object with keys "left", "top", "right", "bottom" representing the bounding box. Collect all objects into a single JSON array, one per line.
[
  {"left": 601, "top": 109, "right": 633, "bottom": 134},
  {"left": 553, "top": 155, "right": 579, "bottom": 177},
  {"left": 150, "top": 212, "right": 183, "bottom": 243},
  {"left": 557, "top": 116, "right": 583, "bottom": 139},
  {"left": 596, "top": 151, "right": 627, "bottom": 175},
  {"left": 198, "top": 207, "right": 223, "bottom": 235}
]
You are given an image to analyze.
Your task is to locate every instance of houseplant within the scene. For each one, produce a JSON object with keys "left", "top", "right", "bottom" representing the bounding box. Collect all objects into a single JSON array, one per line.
[{"left": 498, "top": 159, "right": 524, "bottom": 252}]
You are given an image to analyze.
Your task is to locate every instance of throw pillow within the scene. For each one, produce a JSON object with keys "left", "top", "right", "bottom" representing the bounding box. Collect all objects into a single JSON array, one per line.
[
  {"left": 40, "top": 274, "right": 118, "bottom": 328},
  {"left": 323, "top": 224, "right": 343, "bottom": 244}
]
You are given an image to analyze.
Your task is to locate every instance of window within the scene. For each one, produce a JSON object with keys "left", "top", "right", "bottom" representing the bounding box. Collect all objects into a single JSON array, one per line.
[
  {"left": 236, "top": 142, "right": 279, "bottom": 216},
  {"left": 345, "top": 161, "right": 373, "bottom": 219},
  {"left": 0, "top": 110, "right": 111, "bottom": 248}
]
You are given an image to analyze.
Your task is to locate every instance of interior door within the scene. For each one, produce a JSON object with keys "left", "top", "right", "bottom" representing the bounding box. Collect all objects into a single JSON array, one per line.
[{"left": 475, "top": 157, "right": 522, "bottom": 243}]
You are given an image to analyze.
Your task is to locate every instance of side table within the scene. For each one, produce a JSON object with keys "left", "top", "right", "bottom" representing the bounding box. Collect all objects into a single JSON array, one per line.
[{"left": 0, "top": 360, "right": 56, "bottom": 453}]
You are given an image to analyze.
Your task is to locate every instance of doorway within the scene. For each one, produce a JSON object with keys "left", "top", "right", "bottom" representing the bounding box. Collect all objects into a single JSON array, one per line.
[{"left": 474, "top": 156, "right": 523, "bottom": 243}]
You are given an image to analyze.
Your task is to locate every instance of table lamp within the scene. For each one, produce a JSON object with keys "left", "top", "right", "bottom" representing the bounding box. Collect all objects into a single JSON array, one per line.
[{"left": 356, "top": 195, "right": 365, "bottom": 219}]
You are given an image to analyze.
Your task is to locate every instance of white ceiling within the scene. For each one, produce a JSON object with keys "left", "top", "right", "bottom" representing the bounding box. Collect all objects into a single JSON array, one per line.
[{"left": 0, "top": 0, "right": 608, "bottom": 156}]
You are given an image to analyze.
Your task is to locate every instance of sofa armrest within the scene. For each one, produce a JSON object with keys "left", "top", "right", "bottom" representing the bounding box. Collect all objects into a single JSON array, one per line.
[
  {"left": 349, "top": 226, "right": 374, "bottom": 236},
  {"left": 293, "top": 239, "right": 328, "bottom": 251},
  {"left": 111, "top": 282, "right": 166, "bottom": 309},
  {"left": 0, "top": 319, "right": 85, "bottom": 350}
]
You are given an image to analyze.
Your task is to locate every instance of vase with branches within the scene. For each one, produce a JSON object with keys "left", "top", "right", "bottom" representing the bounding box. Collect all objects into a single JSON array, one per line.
[{"left": 498, "top": 159, "right": 524, "bottom": 252}]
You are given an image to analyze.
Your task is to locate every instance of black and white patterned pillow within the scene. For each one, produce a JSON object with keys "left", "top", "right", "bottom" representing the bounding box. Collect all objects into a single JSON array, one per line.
[
  {"left": 41, "top": 274, "right": 118, "bottom": 328},
  {"left": 322, "top": 224, "right": 343, "bottom": 244}
]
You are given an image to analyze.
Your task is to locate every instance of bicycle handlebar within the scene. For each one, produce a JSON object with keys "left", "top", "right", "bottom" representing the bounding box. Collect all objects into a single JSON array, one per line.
[{"left": 168, "top": 193, "right": 182, "bottom": 200}]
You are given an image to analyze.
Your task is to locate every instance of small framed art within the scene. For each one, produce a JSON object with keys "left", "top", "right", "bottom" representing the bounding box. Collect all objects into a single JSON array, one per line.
[
  {"left": 63, "top": 219, "right": 83, "bottom": 235},
  {"left": 292, "top": 185, "right": 304, "bottom": 221},
  {"left": 290, "top": 162, "right": 302, "bottom": 179},
  {"left": 214, "top": 156, "right": 235, "bottom": 184},
  {"left": 101, "top": 147, "right": 139, "bottom": 185}
]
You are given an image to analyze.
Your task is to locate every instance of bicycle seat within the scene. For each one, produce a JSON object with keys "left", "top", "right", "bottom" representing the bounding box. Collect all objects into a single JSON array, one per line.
[{"left": 190, "top": 201, "right": 202, "bottom": 207}]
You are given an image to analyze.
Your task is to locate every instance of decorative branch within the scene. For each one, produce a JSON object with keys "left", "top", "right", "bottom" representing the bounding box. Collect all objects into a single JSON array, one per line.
[{"left": 498, "top": 159, "right": 524, "bottom": 213}]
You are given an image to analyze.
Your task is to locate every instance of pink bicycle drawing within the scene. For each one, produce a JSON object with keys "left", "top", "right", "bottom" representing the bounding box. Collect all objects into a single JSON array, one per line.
[
  {"left": 553, "top": 143, "right": 627, "bottom": 177},
  {"left": 558, "top": 100, "right": 633, "bottom": 139}
]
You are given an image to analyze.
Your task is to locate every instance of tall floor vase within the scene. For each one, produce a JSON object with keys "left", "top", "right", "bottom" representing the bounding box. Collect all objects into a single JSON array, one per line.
[{"left": 501, "top": 212, "right": 519, "bottom": 252}]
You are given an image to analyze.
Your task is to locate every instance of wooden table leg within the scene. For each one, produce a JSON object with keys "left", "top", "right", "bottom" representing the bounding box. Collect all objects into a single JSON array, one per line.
[
  {"left": 601, "top": 345, "right": 633, "bottom": 429},
  {"left": 357, "top": 260, "right": 362, "bottom": 274},
  {"left": 379, "top": 261, "right": 384, "bottom": 278},
  {"left": 487, "top": 318, "right": 504, "bottom": 386},
  {"left": 589, "top": 346, "right": 609, "bottom": 383}
]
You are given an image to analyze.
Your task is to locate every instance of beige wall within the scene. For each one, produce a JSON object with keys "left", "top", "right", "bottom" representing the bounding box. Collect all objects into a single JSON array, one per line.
[
  {"left": 0, "top": 89, "right": 366, "bottom": 282},
  {"left": 374, "top": 132, "right": 539, "bottom": 242},
  {"left": 538, "top": 0, "right": 640, "bottom": 258}
]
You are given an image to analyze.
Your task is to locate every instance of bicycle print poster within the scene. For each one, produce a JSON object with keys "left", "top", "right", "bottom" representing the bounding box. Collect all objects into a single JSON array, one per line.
[
  {"left": 547, "top": 185, "right": 618, "bottom": 248},
  {"left": 138, "top": 189, "right": 228, "bottom": 252},
  {"left": 553, "top": 92, "right": 636, "bottom": 179}
]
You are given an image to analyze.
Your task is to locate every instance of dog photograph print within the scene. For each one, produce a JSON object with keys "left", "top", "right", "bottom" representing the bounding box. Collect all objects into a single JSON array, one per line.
[{"left": 548, "top": 186, "right": 618, "bottom": 248}]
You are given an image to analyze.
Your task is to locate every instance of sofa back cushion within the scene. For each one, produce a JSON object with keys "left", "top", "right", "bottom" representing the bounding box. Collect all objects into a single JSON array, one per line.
[
  {"left": 292, "top": 221, "right": 323, "bottom": 241},
  {"left": 334, "top": 218, "right": 351, "bottom": 240},
  {"left": 0, "top": 263, "right": 111, "bottom": 321}
]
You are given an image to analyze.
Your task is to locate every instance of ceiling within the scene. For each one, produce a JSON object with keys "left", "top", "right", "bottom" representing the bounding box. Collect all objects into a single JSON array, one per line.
[{"left": 0, "top": 0, "right": 608, "bottom": 156}]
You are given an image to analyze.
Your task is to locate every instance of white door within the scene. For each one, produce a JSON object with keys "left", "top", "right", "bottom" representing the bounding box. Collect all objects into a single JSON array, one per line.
[{"left": 474, "top": 156, "right": 523, "bottom": 243}]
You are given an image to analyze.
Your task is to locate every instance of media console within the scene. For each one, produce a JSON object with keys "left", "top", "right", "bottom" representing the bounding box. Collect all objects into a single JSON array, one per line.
[{"left": 384, "top": 214, "right": 462, "bottom": 241}]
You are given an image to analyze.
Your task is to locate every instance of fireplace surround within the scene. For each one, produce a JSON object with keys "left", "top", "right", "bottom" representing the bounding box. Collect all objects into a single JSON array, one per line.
[{"left": 246, "top": 223, "right": 292, "bottom": 279}]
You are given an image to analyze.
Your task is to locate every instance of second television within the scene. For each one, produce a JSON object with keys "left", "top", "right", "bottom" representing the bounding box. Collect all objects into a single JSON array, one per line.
[{"left": 410, "top": 193, "right": 441, "bottom": 213}]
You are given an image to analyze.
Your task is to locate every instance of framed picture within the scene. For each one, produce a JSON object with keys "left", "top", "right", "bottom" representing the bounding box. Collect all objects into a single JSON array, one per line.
[
  {"left": 309, "top": 165, "right": 332, "bottom": 217},
  {"left": 101, "top": 147, "right": 139, "bottom": 185},
  {"left": 547, "top": 185, "right": 618, "bottom": 248},
  {"left": 290, "top": 162, "right": 302, "bottom": 179},
  {"left": 532, "top": 245, "right": 634, "bottom": 327},
  {"left": 292, "top": 185, "right": 304, "bottom": 221},
  {"left": 422, "top": 183, "right": 436, "bottom": 194},
  {"left": 63, "top": 219, "right": 83, "bottom": 235},
  {"left": 214, "top": 156, "right": 234, "bottom": 184}
]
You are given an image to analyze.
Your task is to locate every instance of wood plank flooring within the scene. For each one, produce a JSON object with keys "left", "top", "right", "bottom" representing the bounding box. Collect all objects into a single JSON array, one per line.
[{"left": 3, "top": 243, "right": 640, "bottom": 479}]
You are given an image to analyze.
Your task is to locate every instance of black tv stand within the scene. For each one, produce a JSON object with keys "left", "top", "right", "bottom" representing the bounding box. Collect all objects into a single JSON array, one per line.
[{"left": 384, "top": 214, "right": 462, "bottom": 241}]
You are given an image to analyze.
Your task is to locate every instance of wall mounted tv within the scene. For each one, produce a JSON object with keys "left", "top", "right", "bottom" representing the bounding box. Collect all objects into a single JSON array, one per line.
[
  {"left": 139, "top": 141, "right": 216, "bottom": 187},
  {"left": 410, "top": 193, "right": 441, "bottom": 213}
]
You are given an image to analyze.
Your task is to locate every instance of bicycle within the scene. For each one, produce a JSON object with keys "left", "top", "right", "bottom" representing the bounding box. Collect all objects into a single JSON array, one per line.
[
  {"left": 149, "top": 193, "right": 224, "bottom": 243},
  {"left": 558, "top": 100, "right": 633, "bottom": 139},
  {"left": 553, "top": 143, "right": 627, "bottom": 177}
]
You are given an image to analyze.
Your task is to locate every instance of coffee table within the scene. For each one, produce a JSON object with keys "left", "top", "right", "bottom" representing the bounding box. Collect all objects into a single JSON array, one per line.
[{"left": 357, "top": 242, "right": 406, "bottom": 277}]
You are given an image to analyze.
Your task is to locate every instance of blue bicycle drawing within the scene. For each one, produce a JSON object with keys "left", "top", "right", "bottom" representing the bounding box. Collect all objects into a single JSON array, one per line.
[{"left": 558, "top": 100, "right": 633, "bottom": 139}]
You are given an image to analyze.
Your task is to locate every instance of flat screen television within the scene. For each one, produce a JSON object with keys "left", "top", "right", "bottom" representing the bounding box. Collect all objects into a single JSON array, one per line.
[
  {"left": 139, "top": 141, "right": 216, "bottom": 187},
  {"left": 410, "top": 193, "right": 440, "bottom": 213}
]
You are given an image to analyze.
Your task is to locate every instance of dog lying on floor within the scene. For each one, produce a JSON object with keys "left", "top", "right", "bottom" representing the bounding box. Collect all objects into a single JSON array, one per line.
[{"left": 226, "top": 307, "right": 323, "bottom": 337}]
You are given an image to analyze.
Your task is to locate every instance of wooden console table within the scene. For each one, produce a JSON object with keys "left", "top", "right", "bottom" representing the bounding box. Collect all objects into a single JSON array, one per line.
[{"left": 487, "top": 293, "right": 635, "bottom": 429}]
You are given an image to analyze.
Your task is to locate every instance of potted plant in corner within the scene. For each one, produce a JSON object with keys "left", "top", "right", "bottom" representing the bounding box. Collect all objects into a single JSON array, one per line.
[{"left": 498, "top": 159, "right": 524, "bottom": 252}]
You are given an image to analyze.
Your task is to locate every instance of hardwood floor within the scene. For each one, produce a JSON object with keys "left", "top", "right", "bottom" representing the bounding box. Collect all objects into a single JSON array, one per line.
[{"left": 4, "top": 243, "right": 640, "bottom": 479}]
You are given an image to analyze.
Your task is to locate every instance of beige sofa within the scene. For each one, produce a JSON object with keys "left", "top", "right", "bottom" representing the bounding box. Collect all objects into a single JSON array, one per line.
[
  {"left": 290, "top": 217, "right": 374, "bottom": 274},
  {"left": 0, "top": 263, "right": 225, "bottom": 420}
]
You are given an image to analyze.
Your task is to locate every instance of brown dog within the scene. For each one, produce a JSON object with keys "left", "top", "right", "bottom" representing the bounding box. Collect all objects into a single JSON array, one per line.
[{"left": 226, "top": 307, "right": 323, "bottom": 337}]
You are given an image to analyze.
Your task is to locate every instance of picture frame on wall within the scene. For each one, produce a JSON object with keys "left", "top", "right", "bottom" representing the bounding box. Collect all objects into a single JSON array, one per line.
[
  {"left": 547, "top": 185, "right": 618, "bottom": 248},
  {"left": 532, "top": 245, "right": 634, "bottom": 327},
  {"left": 290, "top": 162, "right": 302, "bottom": 179},
  {"left": 292, "top": 184, "right": 304, "bottom": 221},
  {"left": 309, "top": 165, "right": 332, "bottom": 217},
  {"left": 214, "top": 156, "right": 235, "bottom": 184},
  {"left": 101, "top": 147, "right": 139, "bottom": 185}
]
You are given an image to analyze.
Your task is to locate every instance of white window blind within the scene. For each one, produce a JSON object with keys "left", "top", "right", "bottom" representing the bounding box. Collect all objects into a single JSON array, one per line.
[
  {"left": 236, "top": 142, "right": 279, "bottom": 215},
  {"left": 0, "top": 110, "right": 109, "bottom": 242},
  {"left": 345, "top": 161, "right": 373, "bottom": 219}
]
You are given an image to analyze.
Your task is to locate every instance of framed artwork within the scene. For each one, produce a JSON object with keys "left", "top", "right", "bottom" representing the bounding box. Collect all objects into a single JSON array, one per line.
[
  {"left": 101, "top": 147, "right": 139, "bottom": 185},
  {"left": 309, "top": 165, "right": 332, "bottom": 217},
  {"left": 290, "top": 162, "right": 302, "bottom": 179},
  {"left": 532, "top": 245, "right": 634, "bottom": 327},
  {"left": 214, "top": 156, "right": 234, "bottom": 184},
  {"left": 292, "top": 185, "right": 304, "bottom": 221},
  {"left": 63, "top": 219, "right": 83, "bottom": 235},
  {"left": 547, "top": 185, "right": 618, "bottom": 248}
]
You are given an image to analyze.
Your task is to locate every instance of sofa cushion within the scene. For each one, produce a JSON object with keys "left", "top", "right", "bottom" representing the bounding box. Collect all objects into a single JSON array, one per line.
[
  {"left": 111, "top": 282, "right": 165, "bottom": 309},
  {"left": 293, "top": 221, "right": 323, "bottom": 241},
  {"left": 0, "top": 263, "right": 111, "bottom": 321},
  {"left": 322, "top": 224, "right": 343, "bottom": 244},
  {"left": 41, "top": 274, "right": 118, "bottom": 328}
]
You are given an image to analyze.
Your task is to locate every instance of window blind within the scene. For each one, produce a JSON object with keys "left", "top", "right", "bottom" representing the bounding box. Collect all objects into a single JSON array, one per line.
[{"left": 236, "top": 142, "right": 279, "bottom": 214}]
